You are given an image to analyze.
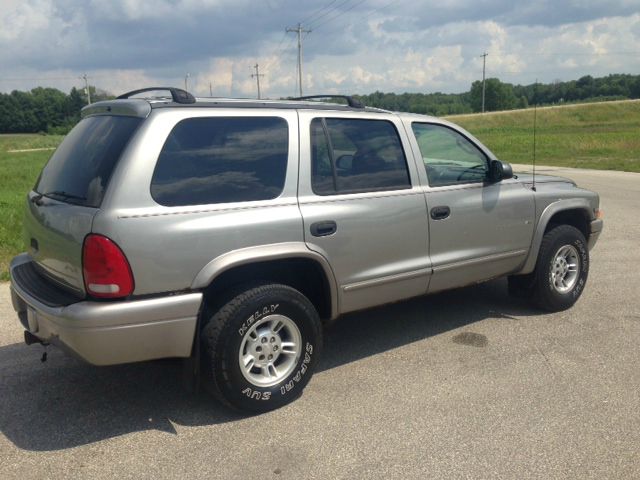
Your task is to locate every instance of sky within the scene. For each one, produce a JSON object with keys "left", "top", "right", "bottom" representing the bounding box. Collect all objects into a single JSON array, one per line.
[{"left": 1, "top": 0, "right": 640, "bottom": 98}]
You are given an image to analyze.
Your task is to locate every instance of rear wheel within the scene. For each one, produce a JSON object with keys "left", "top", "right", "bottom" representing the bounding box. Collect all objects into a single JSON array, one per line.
[
  {"left": 530, "top": 225, "right": 589, "bottom": 311},
  {"left": 201, "top": 284, "right": 322, "bottom": 412}
]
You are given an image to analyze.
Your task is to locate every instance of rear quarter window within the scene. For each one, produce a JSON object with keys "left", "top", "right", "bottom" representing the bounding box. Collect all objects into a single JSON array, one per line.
[
  {"left": 151, "top": 116, "right": 289, "bottom": 206},
  {"left": 35, "top": 115, "right": 142, "bottom": 207}
]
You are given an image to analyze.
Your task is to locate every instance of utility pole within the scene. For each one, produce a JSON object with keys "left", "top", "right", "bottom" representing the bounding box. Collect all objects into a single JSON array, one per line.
[
  {"left": 209, "top": 81, "right": 213, "bottom": 96},
  {"left": 480, "top": 52, "right": 488, "bottom": 113},
  {"left": 185, "top": 73, "right": 190, "bottom": 92},
  {"left": 82, "top": 73, "right": 91, "bottom": 105},
  {"left": 286, "top": 23, "right": 311, "bottom": 97},
  {"left": 251, "top": 64, "right": 265, "bottom": 99}
]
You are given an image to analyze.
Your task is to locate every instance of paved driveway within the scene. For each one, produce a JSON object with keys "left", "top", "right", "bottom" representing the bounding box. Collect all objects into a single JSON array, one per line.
[{"left": 1, "top": 166, "right": 639, "bottom": 479}]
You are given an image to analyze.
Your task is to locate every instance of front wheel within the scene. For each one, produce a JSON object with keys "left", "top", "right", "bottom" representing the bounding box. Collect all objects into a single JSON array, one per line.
[
  {"left": 201, "top": 284, "right": 322, "bottom": 412},
  {"left": 531, "top": 225, "right": 589, "bottom": 311}
]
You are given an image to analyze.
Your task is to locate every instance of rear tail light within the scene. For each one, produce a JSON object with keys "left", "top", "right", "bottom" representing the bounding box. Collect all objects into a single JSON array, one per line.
[{"left": 82, "top": 234, "right": 134, "bottom": 298}]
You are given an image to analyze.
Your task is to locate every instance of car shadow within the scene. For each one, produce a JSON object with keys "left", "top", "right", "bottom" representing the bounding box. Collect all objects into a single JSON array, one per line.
[{"left": 0, "top": 278, "right": 539, "bottom": 451}]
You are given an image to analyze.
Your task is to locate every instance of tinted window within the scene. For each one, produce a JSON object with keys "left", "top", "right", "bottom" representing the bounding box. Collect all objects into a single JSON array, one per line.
[
  {"left": 411, "top": 123, "right": 488, "bottom": 187},
  {"left": 151, "top": 117, "right": 288, "bottom": 206},
  {"left": 35, "top": 115, "right": 142, "bottom": 207},
  {"left": 311, "top": 118, "right": 410, "bottom": 195}
]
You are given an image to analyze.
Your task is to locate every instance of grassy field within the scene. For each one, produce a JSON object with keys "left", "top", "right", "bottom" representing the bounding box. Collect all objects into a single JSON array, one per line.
[
  {"left": 0, "top": 100, "right": 638, "bottom": 280},
  {"left": 0, "top": 134, "right": 63, "bottom": 280},
  {"left": 445, "top": 100, "right": 640, "bottom": 172}
]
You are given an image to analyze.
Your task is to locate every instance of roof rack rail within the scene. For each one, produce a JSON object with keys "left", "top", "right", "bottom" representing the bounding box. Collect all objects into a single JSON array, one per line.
[
  {"left": 117, "top": 87, "right": 196, "bottom": 104},
  {"left": 292, "top": 95, "right": 364, "bottom": 109}
]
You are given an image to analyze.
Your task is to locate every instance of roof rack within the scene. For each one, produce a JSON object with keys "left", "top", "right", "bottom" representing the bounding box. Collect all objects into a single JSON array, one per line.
[
  {"left": 292, "top": 95, "right": 365, "bottom": 109},
  {"left": 117, "top": 87, "right": 196, "bottom": 104}
]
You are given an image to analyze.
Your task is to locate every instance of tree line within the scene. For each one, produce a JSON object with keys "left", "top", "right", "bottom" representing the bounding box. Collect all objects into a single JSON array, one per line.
[
  {"left": 1, "top": 73, "right": 639, "bottom": 133},
  {"left": 357, "top": 73, "right": 640, "bottom": 115},
  {"left": 0, "top": 86, "right": 112, "bottom": 134}
]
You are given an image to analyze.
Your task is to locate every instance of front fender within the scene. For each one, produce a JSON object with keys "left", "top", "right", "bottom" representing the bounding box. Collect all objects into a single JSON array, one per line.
[{"left": 518, "top": 198, "right": 593, "bottom": 275}]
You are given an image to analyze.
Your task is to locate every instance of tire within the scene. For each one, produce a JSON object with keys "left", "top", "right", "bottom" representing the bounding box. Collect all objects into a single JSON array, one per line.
[
  {"left": 531, "top": 225, "right": 589, "bottom": 312},
  {"left": 201, "top": 284, "right": 322, "bottom": 412}
]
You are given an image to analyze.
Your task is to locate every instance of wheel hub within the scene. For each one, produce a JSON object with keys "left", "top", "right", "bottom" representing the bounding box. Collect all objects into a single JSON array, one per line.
[
  {"left": 248, "top": 332, "right": 283, "bottom": 368},
  {"left": 550, "top": 244, "right": 580, "bottom": 294},
  {"left": 238, "top": 314, "right": 301, "bottom": 387}
]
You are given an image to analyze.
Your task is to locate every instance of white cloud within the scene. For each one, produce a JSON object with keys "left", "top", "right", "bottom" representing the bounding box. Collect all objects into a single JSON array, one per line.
[{"left": 0, "top": 0, "right": 55, "bottom": 41}]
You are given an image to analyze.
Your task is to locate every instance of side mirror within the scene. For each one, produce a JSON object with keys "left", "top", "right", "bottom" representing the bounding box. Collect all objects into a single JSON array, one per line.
[
  {"left": 489, "top": 160, "right": 513, "bottom": 182},
  {"left": 336, "top": 154, "right": 353, "bottom": 170}
]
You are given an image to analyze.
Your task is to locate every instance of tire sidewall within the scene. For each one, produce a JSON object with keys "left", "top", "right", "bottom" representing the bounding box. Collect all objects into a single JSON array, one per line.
[{"left": 212, "top": 287, "right": 321, "bottom": 411}]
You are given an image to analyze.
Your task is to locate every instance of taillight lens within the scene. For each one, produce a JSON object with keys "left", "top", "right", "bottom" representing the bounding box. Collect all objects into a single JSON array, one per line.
[{"left": 82, "top": 234, "right": 134, "bottom": 298}]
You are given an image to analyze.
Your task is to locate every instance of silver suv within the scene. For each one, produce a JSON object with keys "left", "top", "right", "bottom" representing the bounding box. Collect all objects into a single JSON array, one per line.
[{"left": 10, "top": 88, "right": 603, "bottom": 412}]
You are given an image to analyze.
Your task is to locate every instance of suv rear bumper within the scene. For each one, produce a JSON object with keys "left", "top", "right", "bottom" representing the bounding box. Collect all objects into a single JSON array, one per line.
[{"left": 10, "top": 254, "right": 202, "bottom": 366}]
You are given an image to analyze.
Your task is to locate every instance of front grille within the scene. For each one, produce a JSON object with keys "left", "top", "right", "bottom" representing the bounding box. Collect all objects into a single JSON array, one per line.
[{"left": 12, "top": 261, "right": 84, "bottom": 307}]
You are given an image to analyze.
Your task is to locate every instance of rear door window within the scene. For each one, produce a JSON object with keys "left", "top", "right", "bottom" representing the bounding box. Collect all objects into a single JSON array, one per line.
[
  {"left": 311, "top": 118, "right": 410, "bottom": 195},
  {"left": 151, "top": 116, "right": 288, "bottom": 206},
  {"left": 35, "top": 115, "right": 142, "bottom": 207}
]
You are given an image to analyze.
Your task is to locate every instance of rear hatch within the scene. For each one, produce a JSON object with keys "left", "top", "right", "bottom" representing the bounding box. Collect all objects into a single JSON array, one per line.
[{"left": 24, "top": 114, "right": 143, "bottom": 296}]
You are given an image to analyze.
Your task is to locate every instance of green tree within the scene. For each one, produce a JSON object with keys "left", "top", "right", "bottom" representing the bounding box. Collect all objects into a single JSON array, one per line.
[{"left": 470, "top": 78, "right": 518, "bottom": 112}]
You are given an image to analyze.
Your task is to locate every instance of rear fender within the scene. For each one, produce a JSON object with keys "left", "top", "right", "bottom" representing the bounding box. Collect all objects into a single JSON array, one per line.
[{"left": 191, "top": 242, "right": 339, "bottom": 320}]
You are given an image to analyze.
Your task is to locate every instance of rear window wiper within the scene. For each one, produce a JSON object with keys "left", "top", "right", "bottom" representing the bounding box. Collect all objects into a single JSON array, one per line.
[{"left": 32, "top": 191, "right": 87, "bottom": 204}]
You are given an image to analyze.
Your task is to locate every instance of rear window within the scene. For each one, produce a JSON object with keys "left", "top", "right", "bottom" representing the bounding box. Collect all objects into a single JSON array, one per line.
[
  {"left": 151, "top": 116, "right": 289, "bottom": 206},
  {"left": 35, "top": 115, "right": 142, "bottom": 207}
]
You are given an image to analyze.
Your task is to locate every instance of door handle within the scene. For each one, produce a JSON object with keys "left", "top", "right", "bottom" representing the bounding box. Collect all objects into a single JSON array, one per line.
[
  {"left": 310, "top": 221, "right": 337, "bottom": 237},
  {"left": 430, "top": 206, "right": 450, "bottom": 220}
]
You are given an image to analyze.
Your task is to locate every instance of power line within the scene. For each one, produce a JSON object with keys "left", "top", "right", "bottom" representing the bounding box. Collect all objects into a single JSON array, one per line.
[
  {"left": 358, "top": 0, "right": 404, "bottom": 23},
  {"left": 302, "top": 0, "right": 404, "bottom": 44},
  {"left": 306, "top": 0, "right": 354, "bottom": 30},
  {"left": 263, "top": 0, "right": 351, "bottom": 76},
  {"left": 298, "top": 0, "right": 339, "bottom": 26},
  {"left": 309, "top": 0, "right": 368, "bottom": 31}
]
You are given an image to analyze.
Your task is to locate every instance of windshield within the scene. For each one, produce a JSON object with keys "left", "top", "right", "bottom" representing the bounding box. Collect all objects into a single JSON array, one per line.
[{"left": 35, "top": 115, "right": 142, "bottom": 207}]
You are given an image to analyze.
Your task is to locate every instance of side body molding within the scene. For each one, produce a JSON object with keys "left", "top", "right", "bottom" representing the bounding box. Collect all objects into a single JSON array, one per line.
[
  {"left": 190, "top": 242, "right": 340, "bottom": 320},
  {"left": 518, "top": 198, "right": 594, "bottom": 275}
]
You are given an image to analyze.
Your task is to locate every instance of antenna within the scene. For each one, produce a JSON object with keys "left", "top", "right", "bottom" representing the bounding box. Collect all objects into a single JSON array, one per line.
[{"left": 532, "top": 79, "right": 538, "bottom": 192}]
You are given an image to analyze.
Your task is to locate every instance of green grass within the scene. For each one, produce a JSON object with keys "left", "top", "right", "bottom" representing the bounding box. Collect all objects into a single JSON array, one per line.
[
  {"left": 0, "top": 134, "right": 62, "bottom": 280},
  {"left": 445, "top": 100, "right": 640, "bottom": 172}
]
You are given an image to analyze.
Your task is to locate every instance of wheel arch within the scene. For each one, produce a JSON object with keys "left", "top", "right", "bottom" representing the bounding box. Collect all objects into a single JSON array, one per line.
[
  {"left": 191, "top": 242, "right": 339, "bottom": 322},
  {"left": 518, "top": 199, "right": 592, "bottom": 275}
]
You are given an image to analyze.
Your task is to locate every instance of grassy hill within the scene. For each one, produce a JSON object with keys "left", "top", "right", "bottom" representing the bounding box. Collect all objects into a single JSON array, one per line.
[{"left": 445, "top": 99, "right": 640, "bottom": 172}]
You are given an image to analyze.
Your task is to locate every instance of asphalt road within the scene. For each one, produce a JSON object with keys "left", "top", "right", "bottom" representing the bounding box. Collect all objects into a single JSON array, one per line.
[{"left": 1, "top": 166, "right": 639, "bottom": 479}]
